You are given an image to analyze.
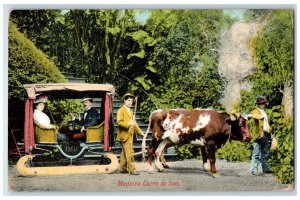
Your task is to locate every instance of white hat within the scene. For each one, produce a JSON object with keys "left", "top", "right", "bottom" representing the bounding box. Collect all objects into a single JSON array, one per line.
[
  {"left": 34, "top": 95, "right": 48, "bottom": 104},
  {"left": 82, "top": 97, "right": 93, "bottom": 102}
]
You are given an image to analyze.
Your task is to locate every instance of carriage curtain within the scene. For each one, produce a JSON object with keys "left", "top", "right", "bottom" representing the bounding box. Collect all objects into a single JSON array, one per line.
[
  {"left": 104, "top": 94, "right": 111, "bottom": 151},
  {"left": 24, "top": 99, "right": 35, "bottom": 153}
]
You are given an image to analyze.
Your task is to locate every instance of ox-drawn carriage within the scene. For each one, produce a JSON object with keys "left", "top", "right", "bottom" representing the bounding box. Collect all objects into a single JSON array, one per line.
[{"left": 16, "top": 83, "right": 118, "bottom": 176}]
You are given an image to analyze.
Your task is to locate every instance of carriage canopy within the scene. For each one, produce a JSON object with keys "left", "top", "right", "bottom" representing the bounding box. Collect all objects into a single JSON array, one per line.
[{"left": 24, "top": 83, "right": 115, "bottom": 99}]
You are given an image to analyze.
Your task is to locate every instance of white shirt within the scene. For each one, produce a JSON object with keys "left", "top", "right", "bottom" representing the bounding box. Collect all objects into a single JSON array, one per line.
[
  {"left": 83, "top": 107, "right": 91, "bottom": 120},
  {"left": 34, "top": 109, "right": 53, "bottom": 129},
  {"left": 125, "top": 106, "right": 133, "bottom": 118},
  {"left": 258, "top": 108, "right": 270, "bottom": 132}
]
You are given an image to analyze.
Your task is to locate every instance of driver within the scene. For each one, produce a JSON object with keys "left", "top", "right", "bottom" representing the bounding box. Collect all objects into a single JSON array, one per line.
[{"left": 70, "top": 96, "right": 99, "bottom": 133}]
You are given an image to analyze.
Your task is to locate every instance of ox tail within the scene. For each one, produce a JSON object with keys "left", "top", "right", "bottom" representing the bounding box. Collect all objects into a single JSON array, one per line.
[
  {"left": 142, "top": 114, "right": 152, "bottom": 162},
  {"left": 142, "top": 110, "right": 160, "bottom": 162}
]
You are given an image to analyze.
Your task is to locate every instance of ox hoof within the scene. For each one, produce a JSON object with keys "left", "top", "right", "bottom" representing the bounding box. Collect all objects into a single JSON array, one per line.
[
  {"left": 154, "top": 161, "right": 165, "bottom": 172},
  {"left": 211, "top": 172, "right": 220, "bottom": 178},
  {"left": 203, "top": 163, "right": 210, "bottom": 171},
  {"left": 162, "top": 164, "right": 170, "bottom": 169},
  {"left": 157, "top": 168, "right": 165, "bottom": 172}
]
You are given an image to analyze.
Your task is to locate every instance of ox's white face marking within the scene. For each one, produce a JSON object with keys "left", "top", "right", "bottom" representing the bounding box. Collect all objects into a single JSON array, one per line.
[
  {"left": 190, "top": 137, "right": 205, "bottom": 146},
  {"left": 192, "top": 114, "right": 211, "bottom": 131}
]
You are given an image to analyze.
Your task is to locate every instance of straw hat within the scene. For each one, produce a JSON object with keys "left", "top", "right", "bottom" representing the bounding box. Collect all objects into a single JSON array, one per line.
[
  {"left": 82, "top": 96, "right": 93, "bottom": 102},
  {"left": 122, "top": 93, "right": 135, "bottom": 100}
]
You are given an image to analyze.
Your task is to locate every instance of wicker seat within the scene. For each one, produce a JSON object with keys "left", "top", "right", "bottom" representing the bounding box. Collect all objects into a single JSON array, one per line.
[
  {"left": 34, "top": 121, "right": 58, "bottom": 144},
  {"left": 86, "top": 122, "right": 104, "bottom": 143}
]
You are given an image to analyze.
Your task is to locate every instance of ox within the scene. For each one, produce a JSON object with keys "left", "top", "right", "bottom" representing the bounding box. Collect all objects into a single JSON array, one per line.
[{"left": 142, "top": 109, "right": 251, "bottom": 177}]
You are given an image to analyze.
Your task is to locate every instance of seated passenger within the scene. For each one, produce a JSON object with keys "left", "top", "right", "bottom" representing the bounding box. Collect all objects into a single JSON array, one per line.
[
  {"left": 70, "top": 96, "right": 99, "bottom": 133},
  {"left": 33, "top": 95, "right": 69, "bottom": 143}
]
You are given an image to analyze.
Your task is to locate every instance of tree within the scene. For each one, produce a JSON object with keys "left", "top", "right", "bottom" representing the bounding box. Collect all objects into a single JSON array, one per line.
[
  {"left": 10, "top": 10, "right": 64, "bottom": 62},
  {"left": 139, "top": 10, "right": 226, "bottom": 118}
]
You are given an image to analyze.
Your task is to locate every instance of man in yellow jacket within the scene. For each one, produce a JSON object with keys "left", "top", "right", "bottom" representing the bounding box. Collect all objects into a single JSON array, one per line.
[
  {"left": 248, "top": 96, "right": 273, "bottom": 175},
  {"left": 116, "top": 93, "right": 144, "bottom": 175}
]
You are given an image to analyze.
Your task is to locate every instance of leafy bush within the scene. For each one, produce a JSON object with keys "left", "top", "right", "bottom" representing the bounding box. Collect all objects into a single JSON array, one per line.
[
  {"left": 8, "top": 21, "right": 66, "bottom": 102},
  {"left": 276, "top": 165, "right": 294, "bottom": 184},
  {"left": 175, "top": 145, "right": 202, "bottom": 160},
  {"left": 216, "top": 141, "right": 252, "bottom": 162},
  {"left": 267, "top": 106, "right": 294, "bottom": 184}
]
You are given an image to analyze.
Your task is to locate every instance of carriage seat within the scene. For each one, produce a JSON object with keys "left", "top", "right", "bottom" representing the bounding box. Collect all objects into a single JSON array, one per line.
[
  {"left": 86, "top": 122, "right": 104, "bottom": 143},
  {"left": 34, "top": 121, "right": 58, "bottom": 144}
]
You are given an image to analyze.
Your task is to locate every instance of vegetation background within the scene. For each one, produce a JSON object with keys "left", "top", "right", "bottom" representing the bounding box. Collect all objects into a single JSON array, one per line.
[{"left": 8, "top": 9, "right": 294, "bottom": 184}]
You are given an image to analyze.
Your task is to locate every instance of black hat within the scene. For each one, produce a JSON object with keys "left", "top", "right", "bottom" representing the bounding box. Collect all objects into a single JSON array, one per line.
[{"left": 256, "top": 95, "right": 267, "bottom": 104}]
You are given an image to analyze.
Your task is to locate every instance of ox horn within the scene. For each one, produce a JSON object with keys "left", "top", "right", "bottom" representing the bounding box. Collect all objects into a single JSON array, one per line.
[{"left": 230, "top": 110, "right": 240, "bottom": 121}]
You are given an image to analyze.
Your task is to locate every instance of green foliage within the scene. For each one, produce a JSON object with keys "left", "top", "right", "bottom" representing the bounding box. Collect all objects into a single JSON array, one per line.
[
  {"left": 43, "top": 148, "right": 60, "bottom": 159},
  {"left": 8, "top": 20, "right": 66, "bottom": 103},
  {"left": 175, "top": 145, "right": 201, "bottom": 160},
  {"left": 145, "top": 10, "right": 179, "bottom": 37},
  {"left": 46, "top": 99, "right": 82, "bottom": 127},
  {"left": 216, "top": 141, "right": 252, "bottom": 162},
  {"left": 267, "top": 107, "right": 294, "bottom": 184},
  {"left": 140, "top": 11, "right": 225, "bottom": 121},
  {"left": 10, "top": 10, "right": 62, "bottom": 55},
  {"left": 127, "top": 49, "right": 145, "bottom": 59},
  {"left": 249, "top": 10, "right": 293, "bottom": 105},
  {"left": 244, "top": 10, "right": 271, "bottom": 21},
  {"left": 134, "top": 74, "right": 153, "bottom": 91},
  {"left": 276, "top": 165, "right": 294, "bottom": 184}
]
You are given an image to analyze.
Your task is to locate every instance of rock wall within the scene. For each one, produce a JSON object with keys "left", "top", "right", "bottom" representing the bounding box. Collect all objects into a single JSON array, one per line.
[{"left": 218, "top": 21, "right": 261, "bottom": 112}]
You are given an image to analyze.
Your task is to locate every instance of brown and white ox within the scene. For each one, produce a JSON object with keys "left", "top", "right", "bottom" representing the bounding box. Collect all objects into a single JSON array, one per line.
[{"left": 142, "top": 109, "right": 251, "bottom": 177}]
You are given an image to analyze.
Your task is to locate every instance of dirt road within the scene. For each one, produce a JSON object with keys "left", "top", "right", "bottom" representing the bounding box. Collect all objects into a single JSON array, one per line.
[{"left": 7, "top": 159, "right": 292, "bottom": 193}]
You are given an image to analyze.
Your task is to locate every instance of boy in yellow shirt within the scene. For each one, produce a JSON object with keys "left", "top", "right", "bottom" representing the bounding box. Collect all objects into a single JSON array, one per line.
[{"left": 116, "top": 93, "right": 144, "bottom": 175}]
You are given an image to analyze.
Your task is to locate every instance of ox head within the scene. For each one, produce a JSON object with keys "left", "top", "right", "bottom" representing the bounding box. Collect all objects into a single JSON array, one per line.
[{"left": 227, "top": 112, "right": 251, "bottom": 142}]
